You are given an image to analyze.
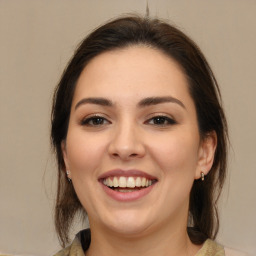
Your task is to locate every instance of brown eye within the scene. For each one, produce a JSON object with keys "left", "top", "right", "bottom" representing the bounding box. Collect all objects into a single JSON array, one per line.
[
  {"left": 81, "top": 116, "right": 110, "bottom": 126},
  {"left": 147, "top": 116, "right": 176, "bottom": 126}
]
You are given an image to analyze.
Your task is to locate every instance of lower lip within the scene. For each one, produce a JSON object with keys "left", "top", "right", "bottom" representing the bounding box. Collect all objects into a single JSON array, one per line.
[{"left": 100, "top": 183, "right": 156, "bottom": 202}]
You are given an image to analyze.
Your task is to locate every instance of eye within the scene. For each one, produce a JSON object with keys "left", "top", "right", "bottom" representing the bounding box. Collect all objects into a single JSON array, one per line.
[
  {"left": 146, "top": 115, "right": 176, "bottom": 126},
  {"left": 80, "top": 115, "right": 110, "bottom": 126}
]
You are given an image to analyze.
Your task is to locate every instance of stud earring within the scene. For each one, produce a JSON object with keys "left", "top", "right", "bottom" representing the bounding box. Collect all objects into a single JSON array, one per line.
[
  {"left": 200, "top": 172, "right": 205, "bottom": 181},
  {"left": 66, "top": 170, "right": 71, "bottom": 182}
]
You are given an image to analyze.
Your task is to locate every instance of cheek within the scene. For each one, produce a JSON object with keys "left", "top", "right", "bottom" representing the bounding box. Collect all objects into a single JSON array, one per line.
[
  {"left": 148, "top": 133, "right": 200, "bottom": 213},
  {"left": 65, "top": 131, "right": 107, "bottom": 175},
  {"left": 65, "top": 131, "right": 108, "bottom": 211},
  {"left": 149, "top": 131, "right": 200, "bottom": 176}
]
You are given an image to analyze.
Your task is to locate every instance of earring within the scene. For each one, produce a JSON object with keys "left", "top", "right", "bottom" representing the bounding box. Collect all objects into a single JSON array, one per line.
[
  {"left": 200, "top": 172, "right": 205, "bottom": 181},
  {"left": 66, "top": 170, "right": 71, "bottom": 182}
]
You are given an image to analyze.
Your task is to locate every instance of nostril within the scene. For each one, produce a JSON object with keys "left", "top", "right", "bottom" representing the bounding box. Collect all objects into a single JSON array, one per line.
[{"left": 111, "top": 152, "right": 138, "bottom": 159}]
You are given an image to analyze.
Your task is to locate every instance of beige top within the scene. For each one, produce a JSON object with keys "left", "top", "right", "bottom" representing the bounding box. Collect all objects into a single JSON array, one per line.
[
  {"left": 53, "top": 230, "right": 226, "bottom": 256},
  {"left": 196, "top": 239, "right": 224, "bottom": 256}
]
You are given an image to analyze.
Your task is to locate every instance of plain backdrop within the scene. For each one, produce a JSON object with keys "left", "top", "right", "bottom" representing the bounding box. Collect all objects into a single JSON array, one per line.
[{"left": 0, "top": 1, "right": 255, "bottom": 255}]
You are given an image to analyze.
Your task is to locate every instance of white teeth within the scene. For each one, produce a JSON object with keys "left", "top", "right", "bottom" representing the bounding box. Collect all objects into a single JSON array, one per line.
[
  {"left": 127, "top": 177, "right": 136, "bottom": 188},
  {"left": 135, "top": 177, "right": 142, "bottom": 187},
  {"left": 103, "top": 176, "right": 154, "bottom": 188},
  {"left": 113, "top": 177, "right": 118, "bottom": 187},
  {"left": 117, "top": 189, "right": 137, "bottom": 193},
  {"left": 107, "top": 177, "right": 113, "bottom": 187},
  {"left": 119, "top": 177, "right": 126, "bottom": 188}
]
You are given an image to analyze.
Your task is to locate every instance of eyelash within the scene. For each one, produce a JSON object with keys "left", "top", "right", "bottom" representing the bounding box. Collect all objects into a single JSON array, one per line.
[
  {"left": 80, "top": 115, "right": 176, "bottom": 127},
  {"left": 145, "top": 115, "right": 176, "bottom": 126},
  {"left": 80, "top": 115, "right": 110, "bottom": 126}
]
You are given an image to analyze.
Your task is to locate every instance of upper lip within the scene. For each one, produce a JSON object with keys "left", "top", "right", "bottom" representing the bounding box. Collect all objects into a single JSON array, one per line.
[{"left": 98, "top": 169, "right": 158, "bottom": 181}]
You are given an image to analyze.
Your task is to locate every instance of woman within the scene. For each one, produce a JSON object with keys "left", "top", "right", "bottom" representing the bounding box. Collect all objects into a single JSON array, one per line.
[{"left": 51, "top": 15, "right": 229, "bottom": 256}]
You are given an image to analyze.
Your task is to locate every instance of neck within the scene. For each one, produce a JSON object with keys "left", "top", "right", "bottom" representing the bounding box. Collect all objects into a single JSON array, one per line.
[{"left": 86, "top": 219, "right": 201, "bottom": 256}]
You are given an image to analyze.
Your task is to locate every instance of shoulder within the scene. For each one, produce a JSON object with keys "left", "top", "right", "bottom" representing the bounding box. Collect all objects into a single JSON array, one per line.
[
  {"left": 53, "top": 229, "right": 90, "bottom": 256},
  {"left": 197, "top": 239, "right": 250, "bottom": 256},
  {"left": 196, "top": 239, "right": 225, "bottom": 256},
  {"left": 53, "top": 237, "right": 84, "bottom": 256},
  {"left": 53, "top": 244, "right": 71, "bottom": 256}
]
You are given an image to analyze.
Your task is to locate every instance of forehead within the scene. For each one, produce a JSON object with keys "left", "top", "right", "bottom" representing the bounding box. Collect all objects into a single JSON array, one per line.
[{"left": 73, "top": 46, "right": 192, "bottom": 106}]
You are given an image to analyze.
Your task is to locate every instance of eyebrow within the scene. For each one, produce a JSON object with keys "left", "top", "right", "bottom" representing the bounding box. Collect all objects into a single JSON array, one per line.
[
  {"left": 74, "top": 96, "right": 186, "bottom": 110},
  {"left": 138, "top": 96, "right": 186, "bottom": 109},
  {"left": 75, "top": 97, "right": 113, "bottom": 110}
]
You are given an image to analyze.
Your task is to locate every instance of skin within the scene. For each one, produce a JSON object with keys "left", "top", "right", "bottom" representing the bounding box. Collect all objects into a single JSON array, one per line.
[{"left": 62, "top": 46, "right": 217, "bottom": 256}]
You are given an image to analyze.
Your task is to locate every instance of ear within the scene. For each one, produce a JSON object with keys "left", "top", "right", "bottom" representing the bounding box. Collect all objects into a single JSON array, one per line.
[
  {"left": 61, "top": 140, "right": 71, "bottom": 178},
  {"left": 195, "top": 131, "right": 217, "bottom": 180}
]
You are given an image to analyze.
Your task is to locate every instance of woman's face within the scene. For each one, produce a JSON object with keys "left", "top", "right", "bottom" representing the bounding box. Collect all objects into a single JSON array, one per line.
[{"left": 62, "top": 46, "right": 215, "bottom": 236}]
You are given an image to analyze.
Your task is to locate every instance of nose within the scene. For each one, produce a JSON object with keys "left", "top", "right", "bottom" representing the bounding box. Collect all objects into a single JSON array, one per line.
[{"left": 108, "top": 121, "right": 146, "bottom": 161}]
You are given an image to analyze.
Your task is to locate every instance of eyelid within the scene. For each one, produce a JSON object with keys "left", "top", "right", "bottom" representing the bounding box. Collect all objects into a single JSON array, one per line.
[
  {"left": 145, "top": 112, "right": 175, "bottom": 120},
  {"left": 144, "top": 113, "right": 177, "bottom": 125},
  {"left": 80, "top": 113, "right": 111, "bottom": 126}
]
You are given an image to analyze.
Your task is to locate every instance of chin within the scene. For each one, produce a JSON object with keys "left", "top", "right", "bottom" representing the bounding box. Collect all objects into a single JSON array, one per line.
[
  {"left": 98, "top": 209, "right": 154, "bottom": 237},
  {"left": 107, "top": 222, "right": 152, "bottom": 237}
]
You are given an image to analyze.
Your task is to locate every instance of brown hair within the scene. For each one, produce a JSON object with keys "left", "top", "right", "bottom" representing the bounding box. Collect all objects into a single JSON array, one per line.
[{"left": 51, "top": 15, "right": 228, "bottom": 247}]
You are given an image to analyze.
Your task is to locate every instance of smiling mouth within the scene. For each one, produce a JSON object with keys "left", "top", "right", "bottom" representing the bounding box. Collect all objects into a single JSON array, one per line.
[{"left": 101, "top": 176, "right": 158, "bottom": 193}]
